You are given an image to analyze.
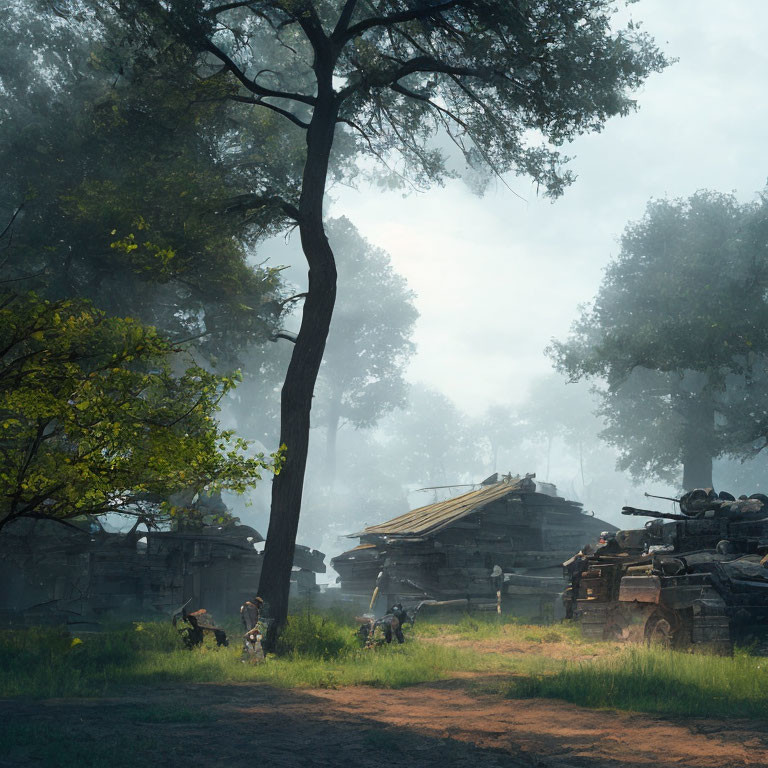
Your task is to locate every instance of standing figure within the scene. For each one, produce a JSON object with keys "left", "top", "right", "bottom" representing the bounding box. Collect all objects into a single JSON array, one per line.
[
  {"left": 240, "top": 596, "right": 264, "bottom": 661},
  {"left": 562, "top": 545, "right": 593, "bottom": 619}
]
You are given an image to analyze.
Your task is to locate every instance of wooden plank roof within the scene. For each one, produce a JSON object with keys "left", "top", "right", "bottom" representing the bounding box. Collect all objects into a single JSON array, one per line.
[{"left": 352, "top": 477, "right": 527, "bottom": 539}]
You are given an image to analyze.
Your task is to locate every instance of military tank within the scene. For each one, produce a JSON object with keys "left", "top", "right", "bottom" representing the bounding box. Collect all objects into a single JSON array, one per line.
[{"left": 564, "top": 489, "right": 768, "bottom": 653}]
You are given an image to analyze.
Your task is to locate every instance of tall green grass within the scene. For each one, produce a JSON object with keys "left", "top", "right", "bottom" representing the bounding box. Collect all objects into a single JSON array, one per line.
[
  {"left": 4, "top": 615, "right": 767, "bottom": 720},
  {"left": 507, "top": 646, "right": 768, "bottom": 719},
  {"left": 0, "top": 615, "right": 520, "bottom": 698}
]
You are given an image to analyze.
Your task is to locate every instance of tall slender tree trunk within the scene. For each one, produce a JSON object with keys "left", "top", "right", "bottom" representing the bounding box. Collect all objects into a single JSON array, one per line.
[
  {"left": 258, "top": 71, "right": 339, "bottom": 650},
  {"left": 681, "top": 394, "right": 715, "bottom": 491}
]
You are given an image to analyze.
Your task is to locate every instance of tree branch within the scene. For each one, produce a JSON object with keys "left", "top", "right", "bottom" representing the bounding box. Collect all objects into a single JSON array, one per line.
[
  {"left": 331, "top": 0, "right": 360, "bottom": 43},
  {"left": 271, "top": 330, "right": 298, "bottom": 344},
  {"left": 343, "top": 0, "right": 462, "bottom": 43},
  {"left": 0, "top": 204, "right": 23, "bottom": 242},
  {"left": 205, "top": 1, "right": 257, "bottom": 16},
  {"left": 290, "top": 3, "right": 328, "bottom": 54},
  {"left": 199, "top": 37, "right": 316, "bottom": 106},
  {"left": 338, "top": 55, "right": 490, "bottom": 100},
  {"left": 230, "top": 94, "right": 310, "bottom": 128},
  {"left": 389, "top": 81, "right": 469, "bottom": 129},
  {"left": 221, "top": 193, "right": 300, "bottom": 222},
  {"left": 336, "top": 117, "right": 418, "bottom": 190}
]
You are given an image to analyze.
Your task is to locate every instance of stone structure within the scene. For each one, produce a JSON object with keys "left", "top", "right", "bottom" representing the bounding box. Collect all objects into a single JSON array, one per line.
[{"left": 0, "top": 517, "right": 325, "bottom": 626}]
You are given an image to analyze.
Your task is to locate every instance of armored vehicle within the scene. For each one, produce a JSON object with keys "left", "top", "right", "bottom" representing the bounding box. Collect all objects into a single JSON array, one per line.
[{"left": 565, "top": 489, "right": 768, "bottom": 652}]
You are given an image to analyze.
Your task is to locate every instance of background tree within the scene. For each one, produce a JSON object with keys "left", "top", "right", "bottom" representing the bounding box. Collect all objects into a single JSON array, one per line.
[
  {"left": 0, "top": 291, "right": 279, "bottom": 534},
  {"left": 478, "top": 404, "right": 522, "bottom": 475},
  {"left": 315, "top": 216, "right": 417, "bottom": 487},
  {"left": 86, "top": 0, "right": 668, "bottom": 643},
  {"left": 0, "top": 1, "right": 295, "bottom": 363},
  {"left": 378, "top": 384, "right": 485, "bottom": 489},
  {"left": 550, "top": 190, "right": 768, "bottom": 490}
]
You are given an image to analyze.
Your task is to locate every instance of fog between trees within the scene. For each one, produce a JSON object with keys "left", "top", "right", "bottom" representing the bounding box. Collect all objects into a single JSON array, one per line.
[{"left": 4, "top": 2, "right": 768, "bottom": 595}]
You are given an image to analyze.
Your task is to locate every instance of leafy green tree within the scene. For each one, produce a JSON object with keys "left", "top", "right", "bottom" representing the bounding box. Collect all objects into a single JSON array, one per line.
[
  {"left": 90, "top": 0, "right": 668, "bottom": 642},
  {"left": 0, "top": 291, "right": 279, "bottom": 533},
  {"left": 0, "top": 2, "right": 292, "bottom": 362},
  {"left": 550, "top": 191, "right": 768, "bottom": 490}
]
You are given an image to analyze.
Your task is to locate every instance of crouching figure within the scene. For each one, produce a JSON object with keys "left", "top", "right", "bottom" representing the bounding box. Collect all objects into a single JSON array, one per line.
[
  {"left": 357, "top": 603, "right": 411, "bottom": 647},
  {"left": 172, "top": 603, "right": 228, "bottom": 649}
]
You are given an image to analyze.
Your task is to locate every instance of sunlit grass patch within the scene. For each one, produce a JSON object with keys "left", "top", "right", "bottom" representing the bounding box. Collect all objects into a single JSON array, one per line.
[
  {"left": 505, "top": 645, "right": 768, "bottom": 719},
  {"left": 414, "top": 613, "right": 598, "bottom": 646},
  {"left": 5, "top": 613, "right": 764, "bottom": 720},
  {"left": 0, "top": 615, "right": 529, "bottom": 698}
]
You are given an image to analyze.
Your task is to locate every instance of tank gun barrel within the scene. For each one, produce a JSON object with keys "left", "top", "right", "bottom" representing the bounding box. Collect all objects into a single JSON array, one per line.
[
  {"left": 622, "top": 506, "right": 688, "bottom": 521},
  {"left": 644, "top": 492, "right": 681, "bottom": 504}
]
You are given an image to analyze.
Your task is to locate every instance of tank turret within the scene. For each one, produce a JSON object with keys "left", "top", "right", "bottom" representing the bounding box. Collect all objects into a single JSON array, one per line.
[{"left": 564, "top": 488, "right": 768, "bottom": 653}]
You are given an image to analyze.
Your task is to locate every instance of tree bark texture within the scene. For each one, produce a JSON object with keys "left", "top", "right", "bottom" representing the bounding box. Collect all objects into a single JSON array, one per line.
[
  {"left": 681, "top": 395, "right": 715, "bottom": 491},
  {"left": 258, "top": 74, "right": 339, "bottom": 650}
]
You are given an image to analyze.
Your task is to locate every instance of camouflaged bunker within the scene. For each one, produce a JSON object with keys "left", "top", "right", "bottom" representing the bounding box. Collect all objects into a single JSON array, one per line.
[{"left": 332, "top": 474, "right": 614, "bottom": 618}]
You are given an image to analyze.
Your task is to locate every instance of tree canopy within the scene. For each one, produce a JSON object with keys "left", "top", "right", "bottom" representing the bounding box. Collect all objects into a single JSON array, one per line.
[
  {"left": 0, "top": 290, "right": 280, "bottom": 533},
  {"left": 1, "top": 1, "right": 296, "bottom": 362},
  {"left": 550, "top": 190, "right": 768, "bottom": 489}
]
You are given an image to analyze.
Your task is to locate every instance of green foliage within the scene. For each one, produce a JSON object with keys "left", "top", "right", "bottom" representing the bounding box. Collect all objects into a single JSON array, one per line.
[
  {"left": 550, "top": 190, "right": 768, "bottom": 484},
  {"left": 0, "top": 618, "right": 512, "bottom": 698},
  {"left": 0, "top": 291, "right": 279, "bottom": 530},
  {"left": 0, "top": 2, "right": 292, "bottom": 362},
  {"left": 275, "top": 612, "right": 357, "bottom": 659},
  {"left": 89, "top": 1, "right": 670, "bottom": 198},
  {"left": 507, "top": 646, "right": 768, "bottom": 719}
]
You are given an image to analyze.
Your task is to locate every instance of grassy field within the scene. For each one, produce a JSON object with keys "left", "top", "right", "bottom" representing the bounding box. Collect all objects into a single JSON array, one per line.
[
  {"left": 0, "top": 613, "right": 520, "bottom": 698},
  {"left": 2, "top": 612, "right": 767, "bottom": 720},
  {"left": 506, "top": 644, "right": 768, "bottom": 719}
]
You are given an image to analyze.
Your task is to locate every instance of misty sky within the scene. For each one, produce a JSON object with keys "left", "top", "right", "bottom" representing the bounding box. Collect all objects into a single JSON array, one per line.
[{"left": 311, "top": 0, "right": 768, "bottom": 417}]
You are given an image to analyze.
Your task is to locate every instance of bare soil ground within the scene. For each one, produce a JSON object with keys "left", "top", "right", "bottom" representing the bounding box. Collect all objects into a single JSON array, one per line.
[
  {"left": 2, "top": 636, "right": 767, "bottom": 768},
  {"left": 421, "top": 634, "right": 612, "bottom": 662}
]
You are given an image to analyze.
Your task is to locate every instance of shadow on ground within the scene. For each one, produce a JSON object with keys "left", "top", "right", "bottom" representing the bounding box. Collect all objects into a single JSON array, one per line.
[{"left": 2, "top": 681, "right": 767, "bottom": 768}]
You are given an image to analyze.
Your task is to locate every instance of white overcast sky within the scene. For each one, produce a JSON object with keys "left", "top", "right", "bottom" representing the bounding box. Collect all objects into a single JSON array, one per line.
[{"left": 270, "top": 0, "right": 768, "bottom": 418}]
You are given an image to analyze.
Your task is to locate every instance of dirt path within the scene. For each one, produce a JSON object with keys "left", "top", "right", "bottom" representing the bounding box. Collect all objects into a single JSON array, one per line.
[
  {"left": 310, "top": 683, "right": 768, "bottom": 768},
  {"left": 421, "top": 633, "right": 611, "bottom": 662},
  {"left": 3, "top": 680, "right": 766, "bottom": 768}
]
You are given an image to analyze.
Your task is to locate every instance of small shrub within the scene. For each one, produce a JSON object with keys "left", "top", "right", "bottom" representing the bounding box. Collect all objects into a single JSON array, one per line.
[{"left": 275, "top": 613, "right": 355, "bottom": 659}]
